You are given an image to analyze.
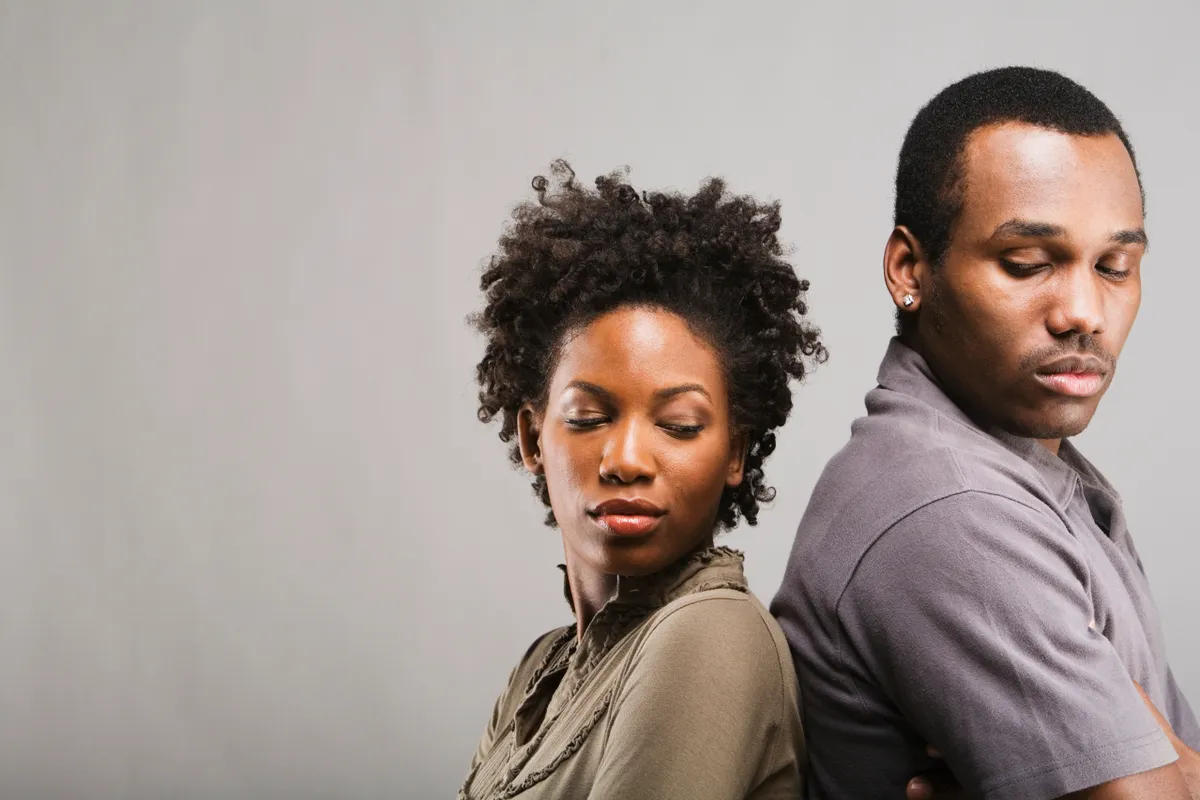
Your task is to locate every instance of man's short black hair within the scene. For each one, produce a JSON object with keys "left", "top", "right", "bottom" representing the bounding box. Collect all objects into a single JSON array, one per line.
[{"left": 894, "top": 66, "right": 1143, "bottom": 332}]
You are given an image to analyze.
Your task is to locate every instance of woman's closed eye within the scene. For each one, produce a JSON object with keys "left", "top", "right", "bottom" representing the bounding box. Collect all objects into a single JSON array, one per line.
[
  {"left": 564, "top": 415, "right": 608, "bottom": 429},
  {"left": 660, "top": 421, "right": 704, "bottom": 437},
  {"left": 563, "top": 416, "right": 705, "bottom": 437}
]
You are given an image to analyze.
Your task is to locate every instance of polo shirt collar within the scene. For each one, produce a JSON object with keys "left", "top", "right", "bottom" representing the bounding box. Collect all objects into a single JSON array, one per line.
[{"left": 876, "top": 337, "right": 1080, "bottom": 506}]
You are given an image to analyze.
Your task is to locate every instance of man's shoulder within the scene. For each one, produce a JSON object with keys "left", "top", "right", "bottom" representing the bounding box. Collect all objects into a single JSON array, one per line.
[
  {"left": 810, "top": 393, "right": 1043, "bottom": 530},
  {"left": 790, "top": 392, "right": 1058, "bottom": 602}
]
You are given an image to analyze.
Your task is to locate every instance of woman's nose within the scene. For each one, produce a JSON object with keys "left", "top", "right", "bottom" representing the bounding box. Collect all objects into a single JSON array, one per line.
[{"left": 598, "top": 419, "right": 655, "bottom": 484}]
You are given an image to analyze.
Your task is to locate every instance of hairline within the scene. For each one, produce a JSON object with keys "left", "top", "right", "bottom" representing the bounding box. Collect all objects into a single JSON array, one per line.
[{"left": 936, "top": 121, "right": 1142, "bottom": 266}]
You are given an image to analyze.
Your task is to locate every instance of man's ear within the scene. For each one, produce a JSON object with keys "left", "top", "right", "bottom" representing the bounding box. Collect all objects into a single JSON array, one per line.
[
  {"left": 726, "top": 431, "right": 749, "bottom": 488},
  {"left": 516, "top": 404, "right": 544, "bottom": 475},
  {"left": 884, "top": 225, "right": 930, "bottom": 313}
]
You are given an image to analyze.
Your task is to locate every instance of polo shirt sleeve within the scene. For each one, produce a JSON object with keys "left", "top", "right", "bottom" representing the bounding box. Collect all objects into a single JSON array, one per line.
[
  {"left": 1165, "top": 666, "right": 1200, "bottom": 750},
  {"left": 839, "top": 490, "right": 1178, "bottom": 800},
  {"left": 588, "top": 594, "right": 803, "bottom": 800}
]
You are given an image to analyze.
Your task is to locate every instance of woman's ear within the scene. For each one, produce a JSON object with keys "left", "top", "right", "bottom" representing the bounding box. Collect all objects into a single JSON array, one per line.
[
  {"left": 726, "top": 431, "right": 749, "bottom": 488},
  {"left": 516, "top": 404, "right": 545, "bottom": 475}
]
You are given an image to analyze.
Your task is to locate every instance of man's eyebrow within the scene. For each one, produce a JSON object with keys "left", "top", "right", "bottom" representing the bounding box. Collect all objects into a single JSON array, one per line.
[
  {"left": 990, "top": 219, "right": 1067, "bottom": 239},
  {"left": 654, "top": 384, "right": 711, "bottom": 401},
  {"left": 1111, "top": 228, "right": 1149, "bottom": 248},
  {"left": 990, "top": 219, "right": 1149, "bottom": 250}
]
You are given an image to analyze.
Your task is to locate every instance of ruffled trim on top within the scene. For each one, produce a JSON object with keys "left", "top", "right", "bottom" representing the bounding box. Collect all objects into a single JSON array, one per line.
[{"left": 557, "top": 545, "right": 747, "bottom": 616}]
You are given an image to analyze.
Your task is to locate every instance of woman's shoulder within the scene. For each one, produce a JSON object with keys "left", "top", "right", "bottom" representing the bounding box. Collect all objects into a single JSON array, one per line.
[
  {"left": 616, "top": 588, "right": 802, "bottom": 741},
  {"left": 638, "top": 588, "right": 795, "bottom": 678},
  {"left": 507, "top": 625, "right": 573, "bottom": 685},
  {"left": 484, "top": 625, "right": 573, "bottom": 728}
]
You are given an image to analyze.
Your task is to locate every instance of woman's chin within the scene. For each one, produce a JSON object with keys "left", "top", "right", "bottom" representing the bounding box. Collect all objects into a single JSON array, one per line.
[{"left": 591, "top": 539, "right": 691, "bottom": 578}]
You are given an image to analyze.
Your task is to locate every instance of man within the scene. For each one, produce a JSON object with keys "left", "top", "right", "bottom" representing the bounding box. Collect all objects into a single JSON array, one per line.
[{"left": 772, "top": 66, "right": 1200, "bottom": 799}]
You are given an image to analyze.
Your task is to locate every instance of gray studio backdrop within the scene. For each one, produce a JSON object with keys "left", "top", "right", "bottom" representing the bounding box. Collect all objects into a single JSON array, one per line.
[{"left": 1, "top": 1, "right": 1196, "bottom": 797}]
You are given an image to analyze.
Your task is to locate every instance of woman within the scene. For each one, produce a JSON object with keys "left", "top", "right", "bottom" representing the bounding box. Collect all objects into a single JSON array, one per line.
[{"left": 459, "top": 161, "right": 824, "bottom": 799}]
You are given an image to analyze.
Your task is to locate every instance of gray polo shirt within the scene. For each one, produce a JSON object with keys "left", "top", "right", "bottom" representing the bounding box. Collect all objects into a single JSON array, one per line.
[{"left": 772, "top": 338, "right": 1199, "bottom": 800}]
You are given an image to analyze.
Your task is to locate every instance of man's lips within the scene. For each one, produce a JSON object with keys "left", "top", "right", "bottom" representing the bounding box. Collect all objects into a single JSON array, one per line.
[
  {"left": 589, "top": 498, "right": 665, "bottom": 537},
  {"left": 1035, "top": 356, "right": 1109, "bottom": 398},
  {"left": 1034, "top": 372, "right": 1106, "bottom": 397}
]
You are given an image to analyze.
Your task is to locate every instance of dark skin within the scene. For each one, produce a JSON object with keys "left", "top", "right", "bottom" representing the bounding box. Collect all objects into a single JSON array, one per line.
[
  {"left": 888, "top": 123, "right": 1144, "bottom": 454},
  {"left": 514, "top": 305, "right": 957, "bottom": 798},
  {"left": 885, "top": 123, "right": 1198, "bottom": 798},
  {"left": 516, "top": 306, "right": 746, "bottom": 637}
]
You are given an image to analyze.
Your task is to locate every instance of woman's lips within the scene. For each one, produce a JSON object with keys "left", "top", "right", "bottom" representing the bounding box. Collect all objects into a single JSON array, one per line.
[
  {"left": 593, "top": 514, "right": 662, "bottom": 537},
  {"left": 589, "top": 498, "right": 666, "bottom": 537}
]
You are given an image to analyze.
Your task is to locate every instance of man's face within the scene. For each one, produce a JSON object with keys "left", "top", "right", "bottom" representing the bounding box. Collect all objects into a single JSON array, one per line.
[{"left": 915, "top": 123, "right": 1145, "bottom": 442}]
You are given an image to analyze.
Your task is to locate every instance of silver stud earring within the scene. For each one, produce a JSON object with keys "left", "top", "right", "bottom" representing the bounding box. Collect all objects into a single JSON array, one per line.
[{"left": 902, "top": 294, "right": 915, "bottom": 307}]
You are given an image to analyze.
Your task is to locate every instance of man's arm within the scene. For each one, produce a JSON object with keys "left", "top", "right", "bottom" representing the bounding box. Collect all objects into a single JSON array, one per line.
[
  {"left": 911, "top": 684, "right": 1200, "bottom": 800},
  {"left": 1061, "top": 684, "right": 1200, "bottom": 798},
  {"left": 1061, "top": 763, "right": 1190, "bottom": 799},
  {"left": 1133, "top": 682, "right": 1200, "bottom": 797},
  {"left": 909, "top": 755, "right": 1191, "bottom": 800},
  {"left": 843, "top": 491, "right": 1178, "bottom": 799},
  {"left": 1057, "top": 685, "right": 1195, "bottom": 800}
]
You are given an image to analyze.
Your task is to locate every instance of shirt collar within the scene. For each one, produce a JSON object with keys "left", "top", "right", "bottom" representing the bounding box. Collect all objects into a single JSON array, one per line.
[
  {"left": 557, "top": 545, "right": 747, "bottom": 616},
  {"left": 876, "top": 337, "right": 1080, "bottom": 506},
  {"left": 547, "top": 545, "right": 748, "bottom": 696}
]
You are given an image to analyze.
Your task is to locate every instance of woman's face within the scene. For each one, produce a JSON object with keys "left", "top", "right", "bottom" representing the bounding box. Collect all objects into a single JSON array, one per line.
[{"left": 518, "top": 306, "right": 745, "bottom": 577}]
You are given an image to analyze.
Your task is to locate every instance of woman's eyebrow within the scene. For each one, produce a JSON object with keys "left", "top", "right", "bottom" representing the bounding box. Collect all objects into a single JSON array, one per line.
[
  {"left": 563, "top": 381, "right": 711, "bottom": 402},
  {"left": 564, "top": 380, "right": 616, "bottom": 402},
  {"left": 654, "top": 384, "right": 711, "bottom": 401}
]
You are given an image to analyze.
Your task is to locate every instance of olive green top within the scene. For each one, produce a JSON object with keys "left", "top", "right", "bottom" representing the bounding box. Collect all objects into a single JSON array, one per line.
[{"left": 459, "top": 547, "right": 805, "bottom": 799}]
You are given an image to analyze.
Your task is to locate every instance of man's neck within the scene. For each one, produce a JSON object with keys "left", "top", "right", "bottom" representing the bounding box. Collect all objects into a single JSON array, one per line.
[
  {"left": 1037, "top": 437, "right": 1062, "bottom": 456},
  {"left": 902, "top": 333, "right": 1065, "bottom": 459}
]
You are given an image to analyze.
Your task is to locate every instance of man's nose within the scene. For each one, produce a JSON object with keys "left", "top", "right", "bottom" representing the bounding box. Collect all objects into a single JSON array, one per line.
[{"left": 1047, "top": 264, "right": 1106, "bottom": 337}]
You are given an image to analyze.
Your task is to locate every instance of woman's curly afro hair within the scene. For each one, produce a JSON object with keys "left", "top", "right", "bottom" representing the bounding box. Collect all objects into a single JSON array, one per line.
[{"left": 473, "top": 161, "right": 826, "bottom": 529}]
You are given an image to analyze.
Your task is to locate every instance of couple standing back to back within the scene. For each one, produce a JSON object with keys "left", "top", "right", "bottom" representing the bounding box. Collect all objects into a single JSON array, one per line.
[{"left": 460, "top": 66, "right": 1200, "bottom": 799}]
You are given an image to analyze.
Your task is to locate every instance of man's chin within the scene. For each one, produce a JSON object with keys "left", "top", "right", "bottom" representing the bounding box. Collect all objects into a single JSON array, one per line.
[{"left": 1002, "top": 403, "right": 1098, "bottom": 442}]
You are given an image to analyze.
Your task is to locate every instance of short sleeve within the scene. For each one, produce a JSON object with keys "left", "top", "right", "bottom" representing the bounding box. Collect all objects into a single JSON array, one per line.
[
  {"left": 588, "top": 593, "right": 803, "bottom": 800},
  {"left": 1165, "top": 666, "right": 1200, "bottom": 750},
  {"left": 841, "top": 490, "right": 1177, "bottom": 800}
]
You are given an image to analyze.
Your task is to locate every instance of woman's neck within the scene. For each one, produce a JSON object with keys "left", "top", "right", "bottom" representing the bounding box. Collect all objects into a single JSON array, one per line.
[
  {"left": 563, "top": 553, "right": 616, "bottom": 640},
  {"left": 561, "top": 535, "right": 716, "bottom": 640}
]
